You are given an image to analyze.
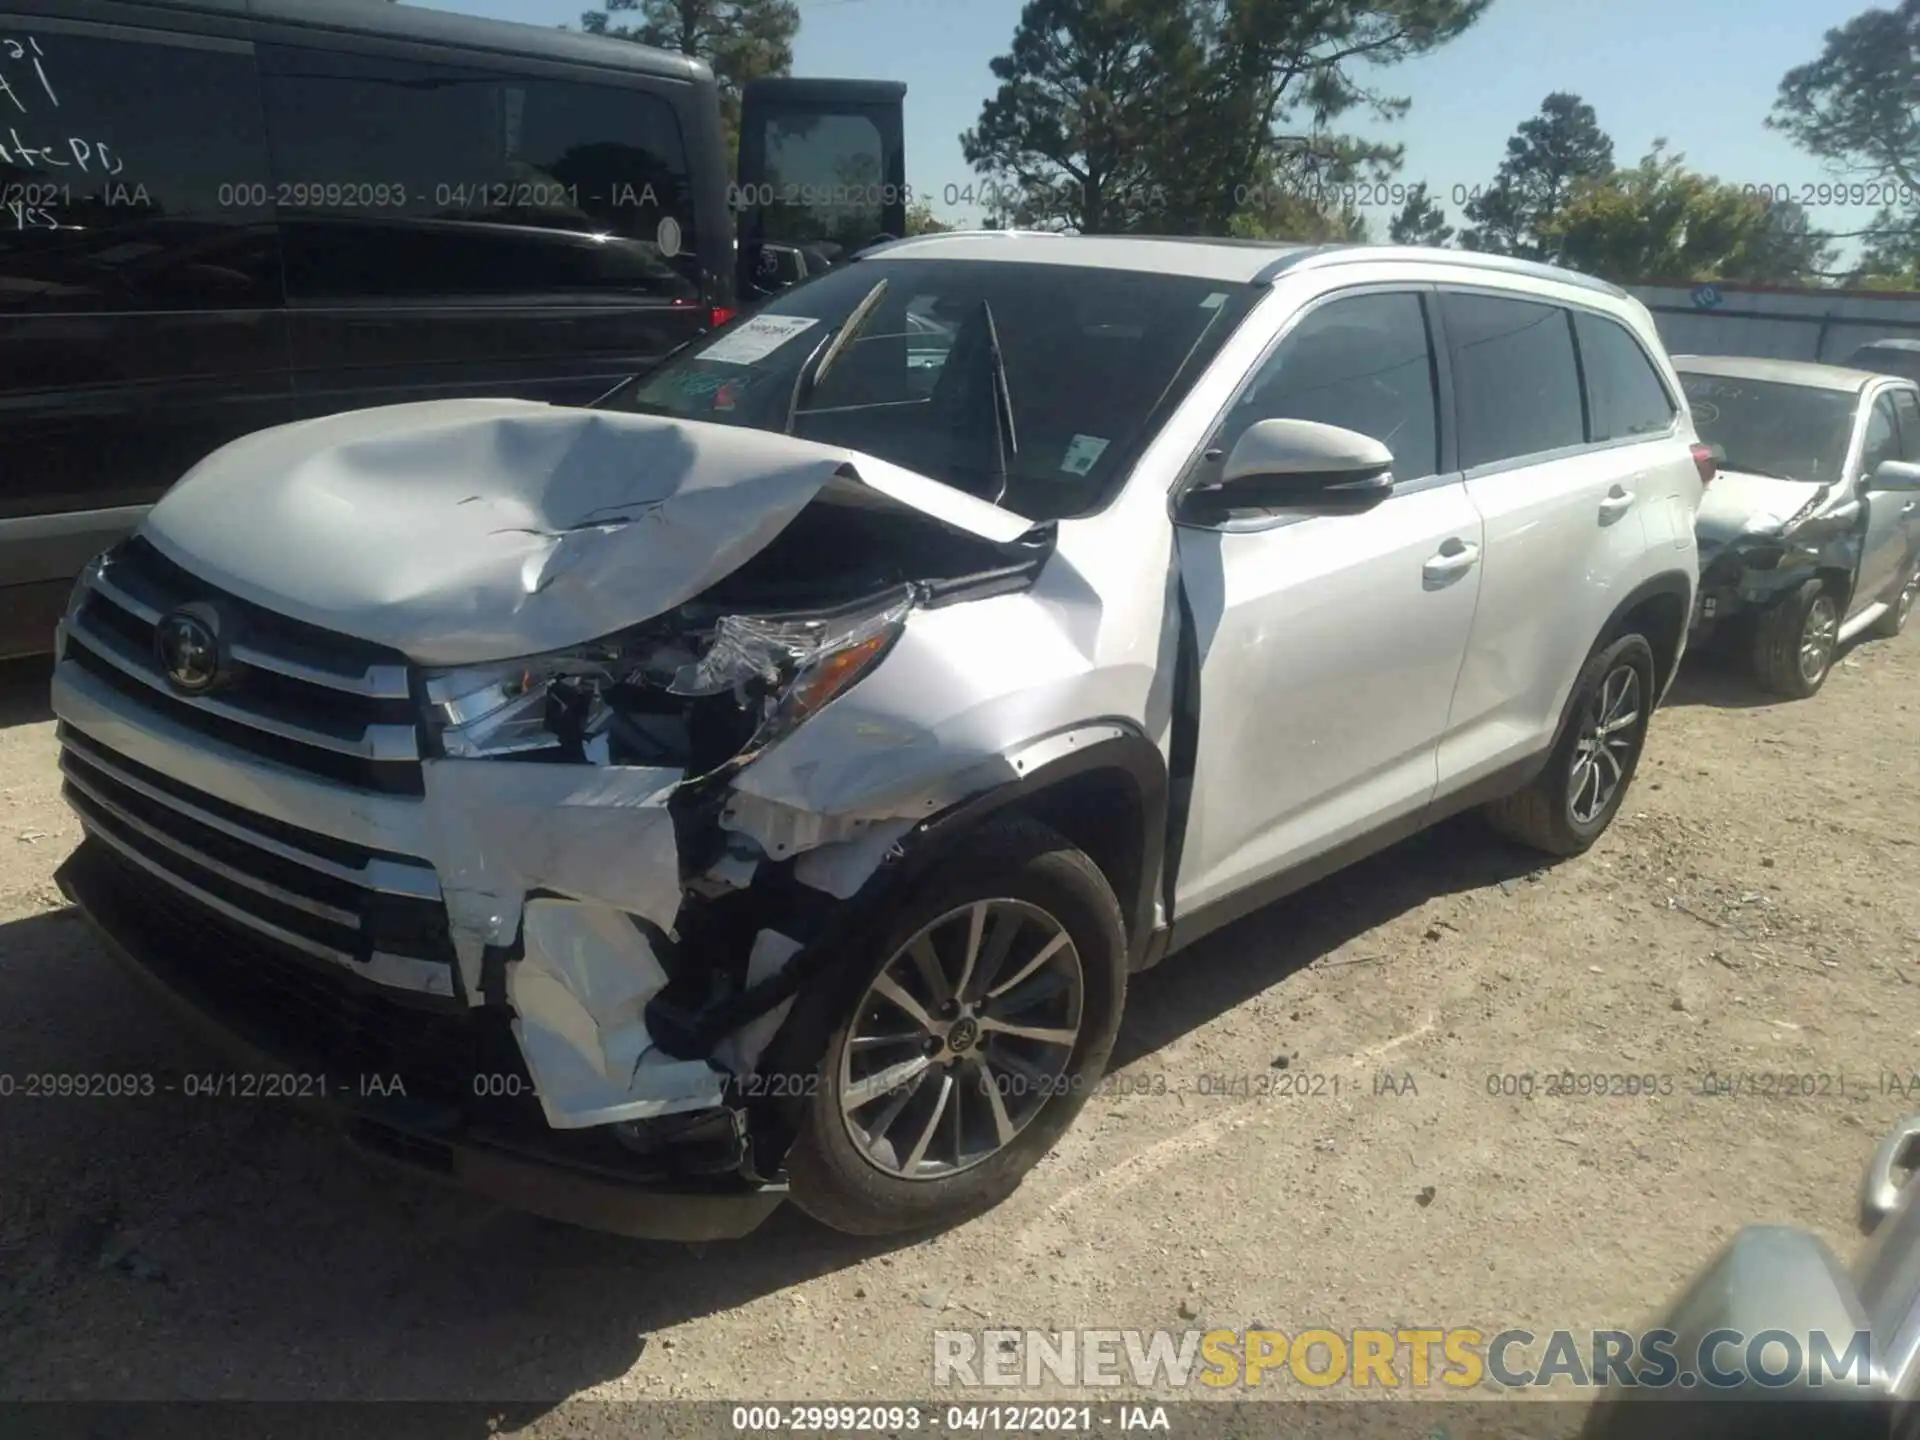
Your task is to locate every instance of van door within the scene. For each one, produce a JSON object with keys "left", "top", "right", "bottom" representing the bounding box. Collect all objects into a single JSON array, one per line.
[{"left": 734, "top": 78, "right": 906, "bottom": 305}]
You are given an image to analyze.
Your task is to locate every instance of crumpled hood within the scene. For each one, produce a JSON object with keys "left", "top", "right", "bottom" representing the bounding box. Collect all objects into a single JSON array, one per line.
[
  {"left": 1694, "top": 468, "right": 1828, "bottom": 546},
  {"left": 140, "top": 399, "right": 1036, "bottom": 666}
]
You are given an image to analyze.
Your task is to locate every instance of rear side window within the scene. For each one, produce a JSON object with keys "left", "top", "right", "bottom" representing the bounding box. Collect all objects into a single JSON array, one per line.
[
  {"left": 258, "top": 47, "right": 699, "bottom": 301},
  {"left": 1574, "top": 312, "right": 1676, "bottom": 442},
  {"left": 0, "top": 23, "right": 278, "bottom": 315},
  {"left": 1440, "top": 292, "right": 1585, "bottom": 469}
]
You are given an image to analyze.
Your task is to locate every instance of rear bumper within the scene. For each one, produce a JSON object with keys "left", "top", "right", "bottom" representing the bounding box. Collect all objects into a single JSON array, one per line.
[{"left": 56, "top": 841, "right": 787, "bottom": 1243}]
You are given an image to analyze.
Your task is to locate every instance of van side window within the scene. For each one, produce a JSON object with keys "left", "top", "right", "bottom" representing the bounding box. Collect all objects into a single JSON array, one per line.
[
  {"left": 1573, "top": 311, "right": 1676, "bottom": 442},
  {"left": 257, "top": 47, "right": 699, "bottom": 301},
  {"left": 0, "top": 25, "right": 278, "bottom": 315},
  {"left": 1439, "top": 292, "right": 1585, "bottom": 469},
  {"left": 1213, "top": 291, "right": 1440, "bottom": 484}
]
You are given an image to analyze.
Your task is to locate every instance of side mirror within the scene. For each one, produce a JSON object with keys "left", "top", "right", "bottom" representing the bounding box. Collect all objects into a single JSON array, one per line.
[
  {"left": 1868, "top": 458, "right": 1920, "bottom": 492},
  {"left": 743, "top": 241, "right": 807, "bottom": 296},
  {"left": 1180, "top": 418, "right": 1395, "bottom": 521}
]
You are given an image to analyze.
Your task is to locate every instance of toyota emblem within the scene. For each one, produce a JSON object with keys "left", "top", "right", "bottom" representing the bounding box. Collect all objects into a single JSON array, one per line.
[{"left": 155, "top": 604, "right": 224, "bottom": 695}]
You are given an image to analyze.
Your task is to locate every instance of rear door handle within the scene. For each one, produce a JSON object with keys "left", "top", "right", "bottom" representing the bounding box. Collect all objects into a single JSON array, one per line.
[
  {"left": 1598, "top": 485, "right": 1637, "bottom": 523},
  {"left": 1901, "top": 501, "right": 1917, "bottom": 515},
  {"left": 1423, "top": 538, "right": 1480, "bottom": 585}
]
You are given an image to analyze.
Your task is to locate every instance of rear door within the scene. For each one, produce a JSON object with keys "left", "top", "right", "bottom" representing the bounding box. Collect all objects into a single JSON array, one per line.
[{"left": 734, "top": 78, "right": 906, "bottom": 305}]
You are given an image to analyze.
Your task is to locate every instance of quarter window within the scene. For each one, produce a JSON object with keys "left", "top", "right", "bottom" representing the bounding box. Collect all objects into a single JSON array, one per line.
[
  {"left": 258, "top": 47, "right": 699, "bottom": 301},
  {"left": 1215, "top": 291, "right": 1440, "bottom": 484},
  {"left": 1440, "top": 292, "right": 1585, "bottom": 469},
  {"left": 1574, "top": 311, "right": 1676, "bottom": 442}
]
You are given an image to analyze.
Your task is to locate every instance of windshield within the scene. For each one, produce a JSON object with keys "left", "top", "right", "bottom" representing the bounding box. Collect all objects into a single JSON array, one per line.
[
  {"left": 613, "top": 258, "right": 1259, "bottom": 520},
  {"left": 1678, "top": 373, "right": 1856, "bottom": 483}
]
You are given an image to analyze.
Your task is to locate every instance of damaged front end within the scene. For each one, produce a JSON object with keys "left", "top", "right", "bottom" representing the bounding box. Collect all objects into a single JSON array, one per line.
[
  {"left": 1691, "top": 484, "right": 1847, "bottom": 640},
  {"left": 417, "top": 584, "right": 923, "bottom": 1143},
  {"left": 50, "top": 402, "right": 1075, "bottom": 1234}
]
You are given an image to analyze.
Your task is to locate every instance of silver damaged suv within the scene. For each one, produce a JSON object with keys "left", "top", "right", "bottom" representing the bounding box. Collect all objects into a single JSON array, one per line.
[{"left": 50, "top": 236, "right": 1706, "bottom": 1238}]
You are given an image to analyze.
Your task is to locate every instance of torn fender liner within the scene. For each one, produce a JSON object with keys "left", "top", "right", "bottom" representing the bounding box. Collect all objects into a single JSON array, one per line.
[
  {"left": 421, "top": 759, "right": 684, "bottom": 999},
  {"left": 138, "top": 400, "right": 1036, "bottom": 666},
  {"left": 511, "top": 898, "right": 724, "bottom": 1129}
]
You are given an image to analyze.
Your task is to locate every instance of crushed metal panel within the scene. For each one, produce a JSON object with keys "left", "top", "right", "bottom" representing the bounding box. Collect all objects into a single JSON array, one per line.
[
  {"left": 139, "top": 403, "right": 1036, "bottom": 666},
  {"left": 510, "top": 898, "right": 724, "bottom": 1128},
  {"left": 712, "top": 930, "right": 806, "bottom": 1078},
  {"left": 421, "top": 758, "right": 684, "bottom": 999}
]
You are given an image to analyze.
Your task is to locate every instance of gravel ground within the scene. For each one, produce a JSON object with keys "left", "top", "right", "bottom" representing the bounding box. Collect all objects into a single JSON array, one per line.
[{"left": 1, "top": 625, "right": 1916, "bottom": 1423}]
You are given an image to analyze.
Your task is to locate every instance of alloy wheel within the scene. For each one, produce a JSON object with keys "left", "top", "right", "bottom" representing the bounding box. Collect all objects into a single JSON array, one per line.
[
  {"left": 839, "top": 899, "right": 1084, "bottom": 1180},
  {"left": 1569, "top": 663, "right": 1642, "bottom": 827},
  {"left": 1800, "top": 593, "right": 1839, "bottom": 684}
]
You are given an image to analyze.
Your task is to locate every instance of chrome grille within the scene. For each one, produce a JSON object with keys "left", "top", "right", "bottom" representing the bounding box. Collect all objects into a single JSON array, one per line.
[
  {"left": 61, "top": 538, "right": 423, "bottom": 794},
  {"left": 57, "top": 724, "right": 456, "bottom": 1000}
]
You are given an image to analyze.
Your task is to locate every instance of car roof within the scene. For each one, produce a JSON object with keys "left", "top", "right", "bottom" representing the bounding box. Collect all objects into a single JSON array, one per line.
[
  {"left": 1670, "top": 354, "right": 1885, "bottom": 393},
  {"left": 106, "top": 0, "right": 707, "bottom": 81},
  {"left": 858, "top": 232, "right": 1629, "bottom": 297}
]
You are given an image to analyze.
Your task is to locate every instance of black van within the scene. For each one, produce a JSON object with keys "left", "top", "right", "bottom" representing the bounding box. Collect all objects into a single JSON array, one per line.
[{"left": 0, "top": 0, "right": 905, "bottom": 657}]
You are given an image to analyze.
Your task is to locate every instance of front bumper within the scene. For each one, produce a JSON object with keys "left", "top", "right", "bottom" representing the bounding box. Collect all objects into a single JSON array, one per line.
[{"left": 56, "top": 835, "right": 787, "bottom": 1244}]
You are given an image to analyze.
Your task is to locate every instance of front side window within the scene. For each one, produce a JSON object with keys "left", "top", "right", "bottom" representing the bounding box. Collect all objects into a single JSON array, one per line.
[
  {"left": 616, "top": 258, "right": 1259, "bottom": 519},
  {"left": 1891, "top": 388, "right": 1920, "bottom": 457},
  {"left": 0, "top": 24, "right": 278, "bottom": 316},
  {"left": 1441, "top": 292, "right": 1585, "bottom": 469},
  {"left": 1859, "top": 393, "right": 1901, "bottom": 478},
  {"left": 1212, "top": 291, "right": 1440, "bottom": 484},
  {"left": 1678, "top": 373, "right": 1857, "bottom": 484},
  {"left": 1574, "top": 311, "right": 1676, "bottom": 442},
  {"left": 258, "top": 47, "right": 699, "bottom": 301}
]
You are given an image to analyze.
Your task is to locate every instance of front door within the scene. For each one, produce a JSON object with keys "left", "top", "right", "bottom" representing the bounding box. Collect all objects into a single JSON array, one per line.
[
  {"left": 735, "top": 78, "right": 907, "bottom": 305},
  {"left": 1856, "top": 387, "right": 1917, "bottom": 613},
  {"left": 1172, "top": 288, "right": 1483, "bottom": 918}
]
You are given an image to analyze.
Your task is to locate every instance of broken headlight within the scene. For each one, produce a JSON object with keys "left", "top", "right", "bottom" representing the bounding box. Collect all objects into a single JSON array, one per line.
[{"left": 423, "top": 588, "right": 915, "bottom": 766}]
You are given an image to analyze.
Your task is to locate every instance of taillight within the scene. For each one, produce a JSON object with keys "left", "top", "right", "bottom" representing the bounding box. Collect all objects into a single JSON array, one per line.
[
  {"left": 709, "top": 306, "right": 736, "bottom": 328},
  {"left": 1691, "top": 443, "right": 1717, "bottom": 485}
]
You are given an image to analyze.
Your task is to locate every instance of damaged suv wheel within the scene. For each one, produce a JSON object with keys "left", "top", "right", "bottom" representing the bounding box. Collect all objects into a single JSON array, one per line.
[{"left": 782, "top": 816, "right": 1127, "bottom": 1237}]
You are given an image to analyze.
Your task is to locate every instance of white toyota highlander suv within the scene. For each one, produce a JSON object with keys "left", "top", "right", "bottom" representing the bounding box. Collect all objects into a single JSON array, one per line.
[{"left": 48, "top": 236, "right": 1707, "bottom": 1239}]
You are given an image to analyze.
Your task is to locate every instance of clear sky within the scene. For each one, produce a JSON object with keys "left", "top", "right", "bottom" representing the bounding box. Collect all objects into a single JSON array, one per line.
[{"left": 412, "top": 0, "right": 1878, "bottom": 252}]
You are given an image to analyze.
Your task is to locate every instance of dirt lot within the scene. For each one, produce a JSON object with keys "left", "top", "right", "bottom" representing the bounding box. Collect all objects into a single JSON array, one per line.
[{"left": 1, "top": 625, "right": 1916, "bottom": 1421}]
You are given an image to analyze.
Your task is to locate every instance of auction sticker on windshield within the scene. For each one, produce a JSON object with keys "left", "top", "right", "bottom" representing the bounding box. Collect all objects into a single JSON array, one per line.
[
  {"left": 1062, "top": 434, "right": 1110, "bottom": 476},
  {"left": 701, "top": 315, "right": 821, "bottom": 365}
]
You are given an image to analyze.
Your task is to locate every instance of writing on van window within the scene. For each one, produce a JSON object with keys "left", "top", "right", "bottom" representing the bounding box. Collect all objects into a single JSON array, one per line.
[
  {"left": 0, "top": 36, "right": 59, "bottom": 111},
  {"left": 1, "top": 33, "right": 158, "bottom": 230}
]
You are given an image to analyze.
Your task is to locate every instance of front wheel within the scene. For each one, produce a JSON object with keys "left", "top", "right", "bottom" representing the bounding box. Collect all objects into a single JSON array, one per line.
[
  {"left": 782, "top": 816, "right": 1127, "bottom": 1237},
  {"left": 1483, "top": 632, "right": 1657, "bottom": 858},
  {"left": 1751, "top": 578, "right": 1840, "bottom": 697}
]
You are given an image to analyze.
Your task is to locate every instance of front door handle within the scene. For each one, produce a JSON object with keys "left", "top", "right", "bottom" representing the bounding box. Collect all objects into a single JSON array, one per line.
[
  {"left": 1598, "top": 485, "right": 1637, "bottom": 523},
  {"left": 1423, "top": 538, "right": 1480, "bottom": 586},
  {"left": 1901, "top": 500, "right": 1916, "bottom": 515}
]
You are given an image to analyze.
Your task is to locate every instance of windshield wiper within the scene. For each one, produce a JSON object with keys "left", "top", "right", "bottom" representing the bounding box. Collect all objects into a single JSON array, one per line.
[
  {"left": 785, "top": 278, "right": 890, "bottom": 434},
  {"left": 975, "top": 299, "right": 1018, "bottom": 505}
]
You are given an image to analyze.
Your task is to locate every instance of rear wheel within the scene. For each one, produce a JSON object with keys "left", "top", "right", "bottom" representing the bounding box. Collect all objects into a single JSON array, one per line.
[
  {"left": 1483, "top": 632, "right": 1656, "bottom": 858},
  {"left": 1866, "top": 563, "right": 1916, "bottom": 640},
  {"left": 782, "top": 816, "right": 1127, "bottom": 1237},
  {"left": 1751, "top": 578, "right": 1839, "bottom": 698}
]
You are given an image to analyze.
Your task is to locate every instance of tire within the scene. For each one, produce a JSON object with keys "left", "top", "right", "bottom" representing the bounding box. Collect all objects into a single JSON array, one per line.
[
  {"left": 1751, "top": 577, "right": 1840, "bottom": 698},
  {"left": 1483, "top": 632, "right": 1657, "bottom": 858},
  {"left": 1866, "top": 563, "right": 1916, "bottom": 640},
  {"left": 782, "top": 815, "right": 1127, "bottom": 1237}
]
